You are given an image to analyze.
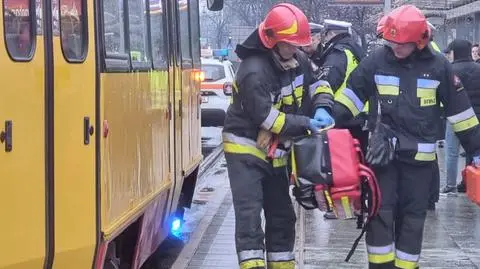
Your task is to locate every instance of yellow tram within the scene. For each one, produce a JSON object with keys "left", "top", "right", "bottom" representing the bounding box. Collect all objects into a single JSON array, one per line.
[{"left": 0, "top": 0, "right": 223, "bottom": 268}]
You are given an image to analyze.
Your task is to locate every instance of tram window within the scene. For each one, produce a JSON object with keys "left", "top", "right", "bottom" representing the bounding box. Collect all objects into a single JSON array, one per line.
[
  {"left": 60, "top": 0, "right": 87, "bottom": 62},
  {"left": 189, "top": 0, "right": 200, "bottom": 67},
  {"left": 149, "top": 0, "right": 167, "bottom": 69},
  {"left": 103, "top": 0, "right": 127, "bottom": 60},
  {"left": 128, "top": 0, "right": 151, "bottom": 68},
  {"left": 178, "top": 0, "right": 191, "bottom": 63},
  {"left": 3, "top": 0, "right": 35, "bottom": 61}
]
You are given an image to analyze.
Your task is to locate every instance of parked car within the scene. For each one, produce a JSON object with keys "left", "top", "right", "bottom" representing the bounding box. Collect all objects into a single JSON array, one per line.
[{"left": 200, "top": 55, "right": 235, "bottom": 127}]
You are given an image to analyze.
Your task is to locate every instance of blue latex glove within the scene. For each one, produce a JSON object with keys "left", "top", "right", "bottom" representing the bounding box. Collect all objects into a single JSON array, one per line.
[
  {"left": 309, "top": 119, "right": 323, "bottom": 133},
  {"left": 472, "top": 155, "right": 480, "bottom": 167},
  {"left": 314, "top": 108, "right": 334, "bottom": 127}
]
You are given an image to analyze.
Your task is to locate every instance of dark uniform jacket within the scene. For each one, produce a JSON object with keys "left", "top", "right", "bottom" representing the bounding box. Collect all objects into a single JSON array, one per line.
[
  {"left": 223, "top": 29, "right": 334, "bottom": 153},
  {"left": 450, "top": 40, "right": 480, "bottom": 118},
  {"left": 312, "top": 33, "right": 364, "bottom": 93},
  {"left": 334, "top": 45, "right": 480, "bottom": 162}
]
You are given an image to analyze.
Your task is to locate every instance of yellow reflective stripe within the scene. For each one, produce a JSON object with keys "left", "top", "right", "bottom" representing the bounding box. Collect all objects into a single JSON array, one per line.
[
  {"left": 453, "top": 116, "right": 479, "bottom": 132},
  {"left": 340, "top": 196, "right": 354, "bottom": 219},
  {"left": 395, "top": 258, "right": 417, "bottom": 269},
  {"left": 233, "top": 82, "right": 239, "bottom": 93},
  {"left": 224, "top": 142, "right": 267, "bottom": 161},
  {"left": 377, "top": 85, "right": 399, "bottom": 95},
  {"left": 315, "top": 85, "right": 334, "bottom": 96},
  {"left": 414, "top": 152, "right": 436, "bottom": 161},
  {"left": 337, "top": 49, "right": 358, "bottom": 93},
  {"left": 368, "top": 252, "right": 395, "bottom": 264},
  {"left": 336, "top": 93, "right": 360, "bottom": 117},
  {"left": 240, "top": 259, "right": 266, "bottom": 269},
  {"left": 273, "top": 158, "right": 287, "bottom": 167},
  {"left": 294, "top": 86, "right": 303, "bottom": 106},
  {"left": 363, "top": 100, "right": 369, "bottom": 112},
  {"left": 417, "top": 88, "right": 436, "bottom": 107},
  {"left": 223, "top": 142, "right": 287, "bottom": 167},
  {"left": 416, "top": 88, "right": 436, "bottom": 97},
  {"left": 430, "top": 41, "right": 441, "bottom": 53},
  {"left": 282, "top": 95, "right": 294, "bottom": 105},
  {"left": 274, "top": 99, "right": 282, "bottom": 109},
  {"left": 271, "top": 112, "right": 286, "bottom": 134},
  {"left": 267, "top": 261, "right": 295, "bottom": 269}
]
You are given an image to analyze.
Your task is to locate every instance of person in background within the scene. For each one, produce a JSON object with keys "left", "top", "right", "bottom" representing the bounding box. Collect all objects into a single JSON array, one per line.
[
  {"left": 441, "top": 39, "right": 480, "bottom": 195},
  {"left": 472, "top": 44, "right": 480, "bottom": 63}
]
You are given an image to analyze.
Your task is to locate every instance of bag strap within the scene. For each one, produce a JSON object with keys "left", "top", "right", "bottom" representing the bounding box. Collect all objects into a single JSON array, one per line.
[{"left": 345, "top": 164, "right": 382, "bottom": 262}]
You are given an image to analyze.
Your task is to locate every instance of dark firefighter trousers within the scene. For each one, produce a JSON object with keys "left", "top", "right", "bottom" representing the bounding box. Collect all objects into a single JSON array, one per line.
[
  {"left": 367, "top": 159, "right": 435, "bottom": 269},
  {"left": 225, "top": 152, "right": 296, "bottom": 269}
]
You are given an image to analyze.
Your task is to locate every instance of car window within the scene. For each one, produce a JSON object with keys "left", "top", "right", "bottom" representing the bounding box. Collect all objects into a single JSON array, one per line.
[{"left": 202, "top": 64, "right": 226, "bottom": 82}]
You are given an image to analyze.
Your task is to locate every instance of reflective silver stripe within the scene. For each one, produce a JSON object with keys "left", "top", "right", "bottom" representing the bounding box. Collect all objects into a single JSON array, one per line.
[
  {"left": 447, "top": 107, "right": 476, "bottom": 124},
  {"left": 281, "top": 85, "right": 293, "bottom": 97},
  {"left": 309, "top": 80, "right": 330, "bottom": 97},
  {"left": 367, "top": 244, "right": 395, "bottom": 254},
  {"left": 342, "top": 88, "right": 364, "bottom": 111},
  {"left": 294, "top": 74, "right": 304, "bottom": 88},
  {"left": 238, "top": 249, "right": 264, "bottom": 262},
  {"left": 417, "top": 143, "right": 435, "bottom": 153},
  {"left": 270, "top": 92, "right": 275, "bottom": 102},
  {"left": 396, "top": 249, "right": 419, "bottom": 262},
  {"left": 222, "top": 132, "right": 288, "bottom": 158},
  {"left": 266, "top": 251, "right": 295, "bottom": 261},
  {"left": 261, "top": 107, "right": 280, "bottom": 130}
]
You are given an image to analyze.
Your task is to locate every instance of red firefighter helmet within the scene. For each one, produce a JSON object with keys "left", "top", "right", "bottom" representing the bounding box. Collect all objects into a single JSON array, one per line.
[
  {"left": 382, "top": 5, "right": 429, "bottom": 49},
  {"left": 376, "top": 15, "right": 387, "bottom": 36},
  {"left": 258, "top": 3, "right": 311, "bottom": 49}
]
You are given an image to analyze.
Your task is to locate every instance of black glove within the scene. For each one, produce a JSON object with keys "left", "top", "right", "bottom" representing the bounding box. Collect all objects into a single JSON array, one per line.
[{"left": 365, "top": 122, "right": 396, "bottom": 167}]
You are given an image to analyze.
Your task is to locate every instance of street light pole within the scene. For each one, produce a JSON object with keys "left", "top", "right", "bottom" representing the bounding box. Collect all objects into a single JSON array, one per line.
[{"left": 384, "top": 0, "right": 391, "bottom": 14}]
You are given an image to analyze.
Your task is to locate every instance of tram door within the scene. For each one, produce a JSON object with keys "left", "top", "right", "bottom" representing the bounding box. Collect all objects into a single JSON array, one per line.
[
  {"left": 0, "top": 0, "right": 49, "bottom": 268},
  {"left": 51, "top": 0, "right": 97, "bottom": 268}
]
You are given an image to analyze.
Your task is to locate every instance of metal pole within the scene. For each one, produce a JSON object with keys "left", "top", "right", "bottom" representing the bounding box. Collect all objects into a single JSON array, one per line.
[{"left": 384, "top": 0, "right": 392, "bottom": 14}]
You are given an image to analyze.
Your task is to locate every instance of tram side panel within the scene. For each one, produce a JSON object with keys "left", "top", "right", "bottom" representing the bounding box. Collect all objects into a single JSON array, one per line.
[
  {"left": 51, "top": 0, "right": 97, "bottom": 268},
  {"left": 0, "top": 1, "right": 47, "bottom": 268},
  {"left": 98, "top": 6, "right": 170, "bottom": 269}
]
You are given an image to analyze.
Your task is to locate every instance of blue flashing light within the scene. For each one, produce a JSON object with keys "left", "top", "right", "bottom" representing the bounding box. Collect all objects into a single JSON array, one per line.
[
  {"left": 212, "top": 49, "right": 229, "bottom": 57},
  {"left": 170, "top": 217, "right": 183, "bottom": 238}
]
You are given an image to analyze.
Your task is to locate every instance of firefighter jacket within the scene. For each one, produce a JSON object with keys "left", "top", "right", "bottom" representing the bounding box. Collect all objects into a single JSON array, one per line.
[
  {"left": 449, "top": 39, "right": 480, "bottom": 118},
  {"left": 223, "top": 29, "right": 334, "bottom": 165},
  {"left": 333, "top": 45, "right": 480, "bottom": 162}
]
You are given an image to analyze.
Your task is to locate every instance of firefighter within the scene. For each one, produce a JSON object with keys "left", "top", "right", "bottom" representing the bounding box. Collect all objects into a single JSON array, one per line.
[
  {"left": 333, "top": 5, "right": 480, "bottom": 268},
  {"left": 223, "top": 3, "right": 335, "bottom": 269}
]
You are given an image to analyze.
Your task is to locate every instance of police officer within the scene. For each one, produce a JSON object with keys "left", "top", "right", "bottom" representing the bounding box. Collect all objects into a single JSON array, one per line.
[
  {"left": 223, "top": 3, "right": 335, "bottom": 269},
  {"left": 334, "top": 5, "right": 480, "bottom": 268},
  {"left": 316, "top": 19, "right": 366, "bottom": 151},
  {"left": 427, "top": 22, "right": 441, "bottom": 53},
  {"left": 301, "top": 22, "right": 324, "bottom": 59}
]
